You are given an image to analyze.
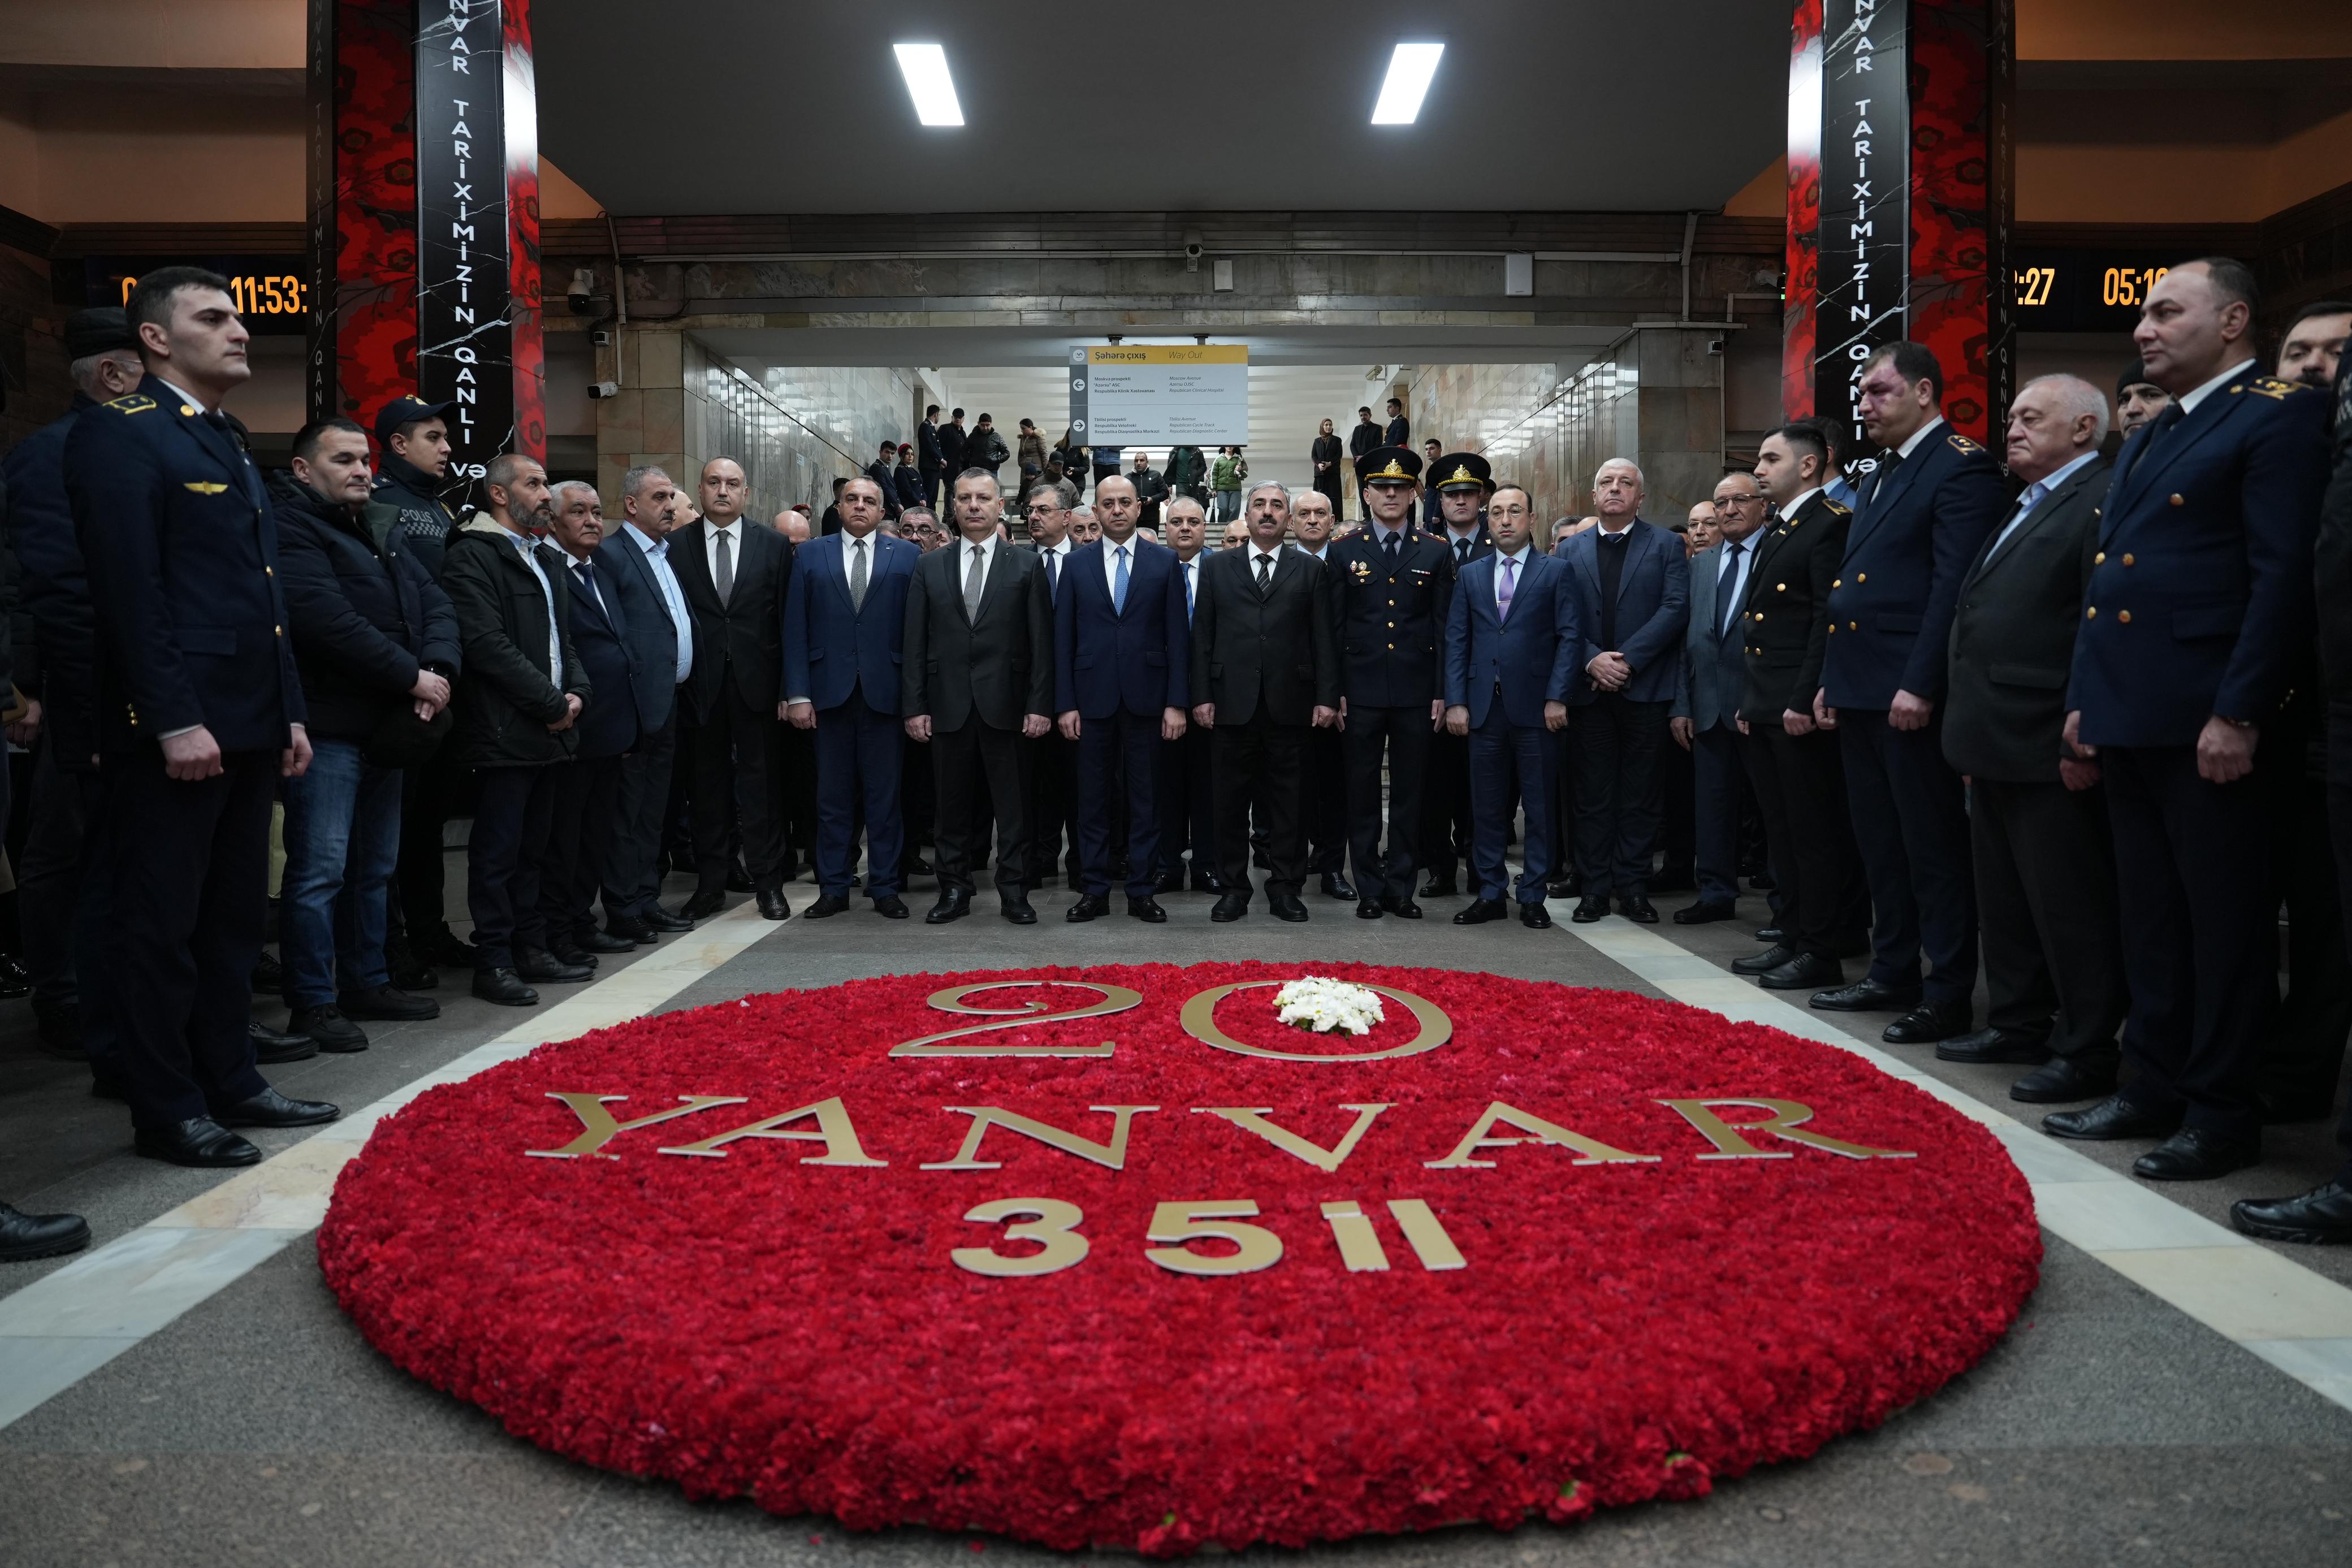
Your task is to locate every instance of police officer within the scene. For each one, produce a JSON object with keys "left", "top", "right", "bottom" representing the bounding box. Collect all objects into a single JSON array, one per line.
[
  {"left": 2050, "top": 257, "right": 2333, "bottom": 1181},
  {"left": 373, "top": 395, "right": 460, "bottom": 570},
  {"left": 1417, "top": 453, "right": 1494, "bottom": 896},
  {"left": 1330, "top": 445, "right": 1456, "bottom": 917},
  {"left": 64, "top": 266, "right": 339, "bottom": 1166}
]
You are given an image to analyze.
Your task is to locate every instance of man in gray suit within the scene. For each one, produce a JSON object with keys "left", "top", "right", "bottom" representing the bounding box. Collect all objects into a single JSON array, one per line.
[
  {"left": 1671, "top": 473, "right": 1770, "bottom": 924},
  {"left": 1940, "top": 374, "right": 2127, "bottom": 1103}
]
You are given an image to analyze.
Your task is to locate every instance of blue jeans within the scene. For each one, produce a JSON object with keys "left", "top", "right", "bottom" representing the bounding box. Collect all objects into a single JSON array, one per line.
[{"left": 279, "top": 739, "right": 402, "bottom": 1007}]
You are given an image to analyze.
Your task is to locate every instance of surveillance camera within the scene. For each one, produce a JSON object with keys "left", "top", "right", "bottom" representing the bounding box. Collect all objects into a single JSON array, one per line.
[
  {"left": 1706, "top": 339, "right": 1726, "bottom": 357},
  {"left": 1182, "top": 228, "right": 1205, "bottom": 272},
  {"left": 588, "top": 380, "right": 620, "bottom": 399},
  {"left": 567, "top": 267, "right": 597, "bottom": 314},
  {"left": 590, "top": 328, "right": 613, "bottom": 348}
]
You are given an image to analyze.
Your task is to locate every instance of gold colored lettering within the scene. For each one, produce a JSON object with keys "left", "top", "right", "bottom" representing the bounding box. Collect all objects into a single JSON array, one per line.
[
  {"left": 1320, "top": 1201, "right": 1390, "bottom": 1271},
  {"left": 1144, "top": 1200, "right": 1284, "bottom": 1276},
  {"left": 525, "top": 1093, "right": 747, "bottom": 1159},
  {"left": 1180, "top": 982, "right": 1452, "bottom": 1062},
  {"left": 655, "top": 1095, "right": 888, "bottom": 1165},
  {"left": 920, "top": 1105, "right": 1160, "bottom": 1171},
  {"left": 1386, "top": 1199, "right": 1468, "bottom": 1271},
  {"left": 1191, "top": 1103, "right": 1391, "bottom": 1172},
  {"left": 892, "top": 981, "right": 1142, "bottom": 1056},
  {"left": 1425, "top": 1101, "right": 1658, "bottom": 1169},
  {"left": 1658, "top": 1098, "right": 1917, "bottom": 1160},
  {"left": 951, "top": 1198, "right": 1090, "bottom": 1276}
]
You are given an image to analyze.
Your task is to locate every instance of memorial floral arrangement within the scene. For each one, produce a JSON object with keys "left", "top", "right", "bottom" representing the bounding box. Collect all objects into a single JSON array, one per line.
[
  {"left": 319, "top": 961, "right": 2039, "bottom": 1558},
  {"left": 1272, "top": 974, "right": 1386, "bottom": 1035}
]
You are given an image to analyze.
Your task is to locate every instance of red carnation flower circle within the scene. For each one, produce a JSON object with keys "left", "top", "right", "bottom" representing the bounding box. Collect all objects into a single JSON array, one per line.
[{"left": 319, "top": 962, "right": 2038, "bottom": 1555}]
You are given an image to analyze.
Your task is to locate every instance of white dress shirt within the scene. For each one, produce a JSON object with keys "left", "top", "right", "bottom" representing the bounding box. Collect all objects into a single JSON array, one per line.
[
  {"left": 1099, "top": 532, "right": 1140, "bottom": 602},
  {"left": 506, "top": 529, "right": 563, "bottom": 687},
  {"left": 1037, "top": 535, "right": 1073, "bottom": 595},
  {"left": 1713, "top": 534, "right": 1756, "bottom": 631},
  {"left": 2177, "top": 358, "right": 2259, "bottom": 417},
  {"left": 703, "top": 517, "right": 746, "bottom": 589},
  {"left": 1176, "top": 552, "right": 1201, "bottom": 620},
  {"left": 623, "top": 522, "right": 694, "bottom": 685},
  {"left": 1491, "top": 543, "right": 1533, "bottom": 613},
  {"left": 1775, "top": 484, "right": 1824, "bottom": 522},
  {"left": 1895, "top": 415, "right": 1947, "bottom": 461},
  {"left": 1247, "top": 542, "right": 1284, "bottom": 585},
  {"left": 961, "top": 533, "right": 998, "bottom": 583}
]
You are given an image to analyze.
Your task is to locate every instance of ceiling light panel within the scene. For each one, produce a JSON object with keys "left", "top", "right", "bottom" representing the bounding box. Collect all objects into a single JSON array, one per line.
[
  {"left": 1370, "top": 42, "right": 1443, "bottom": 125},
  {"left": 893, "top": 43, "right": 964, "bottom": 127}
]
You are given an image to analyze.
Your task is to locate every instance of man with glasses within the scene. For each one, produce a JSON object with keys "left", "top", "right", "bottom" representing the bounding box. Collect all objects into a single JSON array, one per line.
[{"left": 1671, "top": 475, "right": 1771, "bottom": 924}]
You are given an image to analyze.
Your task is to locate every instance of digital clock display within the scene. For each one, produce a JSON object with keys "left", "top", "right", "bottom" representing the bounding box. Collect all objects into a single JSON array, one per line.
[
  {"left": 2009, "top": 247, "right": 2231, "bottom": 334},
  {"left": 63, "top": 254, "right": 312, "bottom": 336}
]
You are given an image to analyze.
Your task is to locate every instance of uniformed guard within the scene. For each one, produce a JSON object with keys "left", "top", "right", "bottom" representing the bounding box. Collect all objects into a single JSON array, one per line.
[
  {"left": 63, "top": 266, "right": 338, "bottom": 1167},
  {"left": 1417, "top": 451, "right": 1495, "bottom": 896},
  {"left": 372, "top": 394, "right": 461, "bottom": 570},
  {"left": 1330, "top": 445, "right": 1455, "bottom": 916},
  {"left": 2050, "top": 257, "right": 2333, "bottom": 1182}
]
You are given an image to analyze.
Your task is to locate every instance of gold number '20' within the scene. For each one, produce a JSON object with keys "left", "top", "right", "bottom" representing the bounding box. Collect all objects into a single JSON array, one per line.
[{"left": 892, "top": 981, "right": 1143, "bottom": 1057}]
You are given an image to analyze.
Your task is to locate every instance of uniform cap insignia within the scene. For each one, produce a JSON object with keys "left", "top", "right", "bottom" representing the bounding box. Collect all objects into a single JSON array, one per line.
[
  {"left": 1447, "top": 464, "right": 1475, "bottom": 483},
  {"left": 1376, "top": 458, "right": 1410, "bottom": 479},
  {"left": 105, "top": 395, "right": 156, "bottom": 415}
]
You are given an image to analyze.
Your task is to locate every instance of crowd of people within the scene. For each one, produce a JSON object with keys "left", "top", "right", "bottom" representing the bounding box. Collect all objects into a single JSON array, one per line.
[{"left": 0, "top": 258, "right": 2348, "bottom": 1266}]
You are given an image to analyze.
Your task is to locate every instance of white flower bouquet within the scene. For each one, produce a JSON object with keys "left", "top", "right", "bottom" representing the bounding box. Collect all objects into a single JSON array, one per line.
[{"left": 1272, "top": 976, "right": 1386, "bottom": 1037}]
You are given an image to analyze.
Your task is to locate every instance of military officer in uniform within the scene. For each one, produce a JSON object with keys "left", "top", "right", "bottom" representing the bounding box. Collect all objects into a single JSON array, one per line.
[
  {"left": 64, "top": 266, "right": 338, "bottom": 1166},
  {"left": 1328, "top": 447, "right": 1456, "bottom": 917},
  {"left": 1417, "top": 454, "right": 1494, "bottom": 896},
  {"left": 2050, "top": 258, "right": 2333, "bottom": 1181}
]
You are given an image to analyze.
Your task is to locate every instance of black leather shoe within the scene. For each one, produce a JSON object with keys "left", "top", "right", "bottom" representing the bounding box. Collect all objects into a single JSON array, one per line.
[
  {"left": 1066, "top": 893, "right": 1110, "bottom": 922},
  {"left": 1419, "top": 874, "right": 1457, "bottom": 898},
  {"left": 1192, "top": 873, "right": 1227, "bottom": 894},
  {"left": 1883, "top": 999, "right": 1972, "bottom": 1045},
  {"left": 1001, "top": 896, "right": 1038, "bottom": 924},
  {"left": 1210, "top": 892, "right": 1250, "bottom": 922},
  {"left": 248, "top": 1019, "right": 319, "bottom": 1064},
  {"left": 681, "top": 887, "right": 727, "bottom": 920},
  {"left": 1520, "top": 902, "right": 1554, "bottom": 929},
  {"left": 1617, "top": 895, "right": 1659, "bottom": 924},
  {"left": 606, "top": 915, "right": 658, "bottom": 944},
  {"left": 516, "top": 948, "right": 594, "bottom": 984},
  {"left": 1731, "top": 943, "right": 1796, "bottom": 976},
  {"left": 725, "top": 860, "right": 755, "bottom": 893},
  {"left": 2010, "top": 1056, "right": 2119, "bottom": 1104},
  {"left": 1356, "top": 899, "right": 1385, "bottom": 920},
  {"left": 1153, "top": 872, "right": 1185, "bottom": 895},
  {"left": 1571, "top": 895, "right": 1610, "bottom": 924},
  {"left": 927, "top": 890, "right": 972, "bottom": 924},
  {"left": 135, "top": 1117, "right": 262, "bottom": 1168},
  {"left": 414, "top": 926, "right": 480, "bottom": 968},
  {"left": 873, "top": 895, "right": 911, "bottom": 920},
  {"left": 213, "top": 1085, "right": 340, "bottom": 1129},
  {"left": 1936, "top": 1028, "right": 2050, "bottom": 1065},
  {"left": 805, "top": 893, "right": 852, "bottom": 919},
  {"left": 1545, "top": 877, "right": 1579, "bottom": 900},
  {"left": 2232, "top": 1180, "right": 2352, "bottom": 1244},
  {"left": 1759, "top": 952, "right": 1843, "bottom": 990},
  {"left": 339, "top": 986, "right": 440, "bottom": 1022},
  {"left": 0, "top": 1202, "right": 90, "bottom": 1262},
  {"left": 2134, "top": 1128, "right": 2262, "bottom": 1182},
  {"left": 287, "top": 1005, "right": 368, "bottom": 1053},
  {"left": 1270, "top": 893, "right": 1309, "bottom": 922},
  {"left": 547, "top": 943, "right": 601, "bottom": 971},
  {"left": 905, "top": 856, "right": 933, "bottom": 877},
  {"left": 1753, "top": 925, "right": 1784, "bottom": 943},
  {"left": 2042, "top": 1093, "right": 2182, "bottom": 1142},
  {"left": 1674, "top": 900, "right": 1737, "bottom": 925},
  {"left": 642, "top": 905, "right": 695, "bottom": 932},
  {"left": 1809, "top": 978, "right": 1923, "bottom": 1013},
  {"left": 756, "top": 887, "right": 792, "bottom": 921},
  {"left": 472, "top": 967, "right": 541, "bottom": 1007},
  {"left": 250, "top": 948, "right": 285, "bottom": 996},
  {"left": 1382, "top": 895, "right": 1424, "bottom": 919},
  {"left": 382, "top": 929, "right": 439, "bottom": 991},
  {"left": 1454, "top": 898, "right": 1508, "bottom": 925},
  {"left": 1127, "top": 896, "right": 1167, "bottom": 923},
  {"left": 575, "top": 928, "right": 636, "bottom": 954},
  {"left": 1321, "top": 872, "right": 1357, "bottom": 902}
]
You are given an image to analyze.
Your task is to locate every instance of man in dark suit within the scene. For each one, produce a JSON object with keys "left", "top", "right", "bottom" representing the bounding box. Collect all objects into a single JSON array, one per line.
[
  {"left": 1814, "top": 343, "right": 2004, "bottom": 1041},
  {"left": 1419, "top": 460, "right": 1495, "bottom": 895},
  {"left": 1347, "top": 406, "right": 1384, "bottom": 519},
  {"left": 938, "top": 409, "right": 969, "bottom": 490},
  {"left": 1330, "top": 446, "right": 1455, "bottom": 917},
  {"left": 1188, "top": 481, "right": 1341, "bottom": 921},
  {"left": 2050, "top": 258, "right": 2333, "bottom": 1181},
  {"left": 1940, "top": 375, "right": 2129, "bottom": 1103},
  {"left": 668, "top": 456, "right": 794, "bottom": 920},
  {"left": 1153, "top": 497, "right": 1220, "bottom": 893},
  {"left": 866, "top": 440, "right": 903, "bottom": 520},
  {"left": 1443, "top": 481, "right": 1580, "bottom": 928},
  {"left": 903, "top": 469, "right": 1055, "bottom": 924},
  {"left": 1287, "top": 487, "right": 1356, "bottom": 900},
  {"left": 1021, "top": 479, "right": 1082, "bottom": 889},
  {"left": 591, "top": 466, "right": 695, "bottom": 942},
  {"left": 1054, "top": 473, "right": 1188, "bottom": 922},
  {"left": 784, "top": 474, "right": 920, "bottom": 919},
  {"left": 1383, "top": 397, "right": 1411, "bottom": 452},
  {"left": 918, "top": 405, "right": 946, "bottom": 511},
  {"left": 541, "top": 482, "right": 642, "bottom": 968},
  {"left": 1735, "top": 422, "right": 1860, "bottom": 991},
  {"left": 1557, "top": 459, "right": 1690, "bottom": 925},
  {"left": 66, "top": 266, "right": 337, "bottom": 1166},
  {"left": 1671, "top": 473, "right": 1770, "bottom": 925}
]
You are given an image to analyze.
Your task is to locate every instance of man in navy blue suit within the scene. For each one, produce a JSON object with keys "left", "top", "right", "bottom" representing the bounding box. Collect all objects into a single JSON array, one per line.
[
  {"left": 1813, "top": 342, "right": 2004, "bottom": 1042},
  {"left": 1054, "top": 473, "right": 1188, "bottom": 922},
  {"left": 1443, "top": 482, "right": 1579, "bottom": 928},
  {"left": 2048, "top": 257, "right": 2333, "bottom": 1182},
  {"left": 1671, "top": 473, "right": 1769, "bottom": 925},
  {"left": 542, "top": 483, "right": 642, "bottom": 967},
  {"left": 785, "top": 475, "right": 920, "bottom": 919},
  {"left": 1557, "top": 458, "right": 1689, "bottom": 925}
]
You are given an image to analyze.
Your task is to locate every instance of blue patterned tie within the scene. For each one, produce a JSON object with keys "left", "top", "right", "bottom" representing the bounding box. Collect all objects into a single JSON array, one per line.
[{"left": 1113, "top": 544, "right": 1130, "bottom": 613}]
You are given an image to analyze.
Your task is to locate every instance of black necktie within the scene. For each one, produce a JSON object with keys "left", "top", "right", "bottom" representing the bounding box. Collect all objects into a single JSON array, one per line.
[
  {"left": 1455, "top": 538, "right": 1471, "bottom": 564},
  {"left": 573, "top": 560, "right": 600, "bottom": 611},
  {"left": 1047, "top": 548, "right": 1060, "bottom": 592},
  {"left": 1717, "top": 541, "right": 1744, "bottom": 636},
  {"left": 1383, "top": 531, "right": 1400, "bottom": 569}
]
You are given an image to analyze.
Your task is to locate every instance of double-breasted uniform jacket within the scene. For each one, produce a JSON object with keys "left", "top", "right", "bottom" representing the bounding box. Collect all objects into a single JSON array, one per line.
[
  {"left": 901, "top": 538, "right": 1055, "bottom": 730},
  {"left": 1324, "top": 527, "right": 1455, "bottom": 708},
  {"left": 64, "top": 374, "right": 305, "bottom": 755},
  {"left": 1188, "top": 544, "right": 1342, "bottom": 727},
  {"left": 782, "top": 529, "right": 922, "bottom": 715},
  {"left": 1822, "top": 426, "right": 2005, "bottom": 711},
  {"left": 2068, "top": 372, "right": 2331, "bottom": 747},
  {"left": 1736, "top": 490, "right": 1850, "bottom": 725},
  {"left": 5, "top": 391, "right": 101, "bottom": 767}
]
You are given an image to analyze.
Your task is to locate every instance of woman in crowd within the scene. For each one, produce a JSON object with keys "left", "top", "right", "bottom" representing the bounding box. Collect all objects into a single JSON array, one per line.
[
  {"left": 1209, "top": 446, "right": 1248, "bottom": 522},
  {"left": 1309, "top": 418, "right": 1344, "bottom": 514}
]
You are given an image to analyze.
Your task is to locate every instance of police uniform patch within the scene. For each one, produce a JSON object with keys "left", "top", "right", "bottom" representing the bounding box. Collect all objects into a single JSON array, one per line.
[
  {"left": 104, "top": 395, "right": 156, "bottom": 415},
  {"left": 1947, "top": 433, "right": 1984, "bottom": 454}
]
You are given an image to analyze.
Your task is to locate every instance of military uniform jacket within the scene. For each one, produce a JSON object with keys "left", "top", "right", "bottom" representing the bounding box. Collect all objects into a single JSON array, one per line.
[
  {"left": 64, "top": 375, "right": 305, "bottom": 755},
  {"left": 1325, "top": 527, "right": 1455, "bottom": 708},
  {"left": 1822, "top": 425, "right": 2004, "bottom": 709},
  {"left": 2, "top": 393, "right": 100, "bottom": 768},
  {"left": 1737, "top": 490, "right": 1849, "bottom": 725},
  {"left": 2068, "top": 370, "right": 2330, "bottom": 747},
  {"left": 2318, "top": 353, "right": 2352, "bottom": 706}
]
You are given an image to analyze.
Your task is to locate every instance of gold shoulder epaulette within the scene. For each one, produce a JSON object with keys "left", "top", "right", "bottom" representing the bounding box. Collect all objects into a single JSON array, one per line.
[
  {"left": 104, "top": 394, "right": 156, "bottom": 415},
  {"left": 1948, "top": 432, "right": 1983, "bottom": 454},
  {"left": 1823, "top": 497, "right": 1851, "bottom": 516},
  {"left": 2238, "top": 375, "right": 2305, "bottom": 401}
]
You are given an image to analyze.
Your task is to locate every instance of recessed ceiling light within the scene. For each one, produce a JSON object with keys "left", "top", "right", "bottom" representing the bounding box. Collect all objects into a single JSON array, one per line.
[
  {"left": 1370, "top": 42, "right": 1443, "bottom": 125},
  {"left": 893, "top": 42, "right": 963, "bottom": 127}
]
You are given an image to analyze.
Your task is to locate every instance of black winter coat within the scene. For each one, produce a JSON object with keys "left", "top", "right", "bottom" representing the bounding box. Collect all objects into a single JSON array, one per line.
[{"left": 439, "top": 519, "right": 589, "bottom": 768}]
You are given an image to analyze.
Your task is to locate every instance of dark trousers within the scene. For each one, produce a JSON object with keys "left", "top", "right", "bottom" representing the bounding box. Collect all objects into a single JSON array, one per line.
[
  {"left": 1469, "top": 709, "right": 1558, "bottom": 903},
  {"left": 1420, "top": 728, "right": 1475, "bottom": 884},
  {"left": 932, "top": 716, "right": 1033, "bottom": 899},
  {"left": 603, "top": 713, "right": 677, "bottom": 920},
  {"left": 2327, "top": 701, "right": 2352, "bottom": 1180},
  {"left": 396, "top": 749, "right": 470, "bottom": 939},
  {"left": 815, "top": 686, "right": 905, "bottom": 899},
  {"left": 71, "top": 770, "right": 118, "bottom": 1084},
  {"left": 1343, "top": 703, "right": 1433, "bottom": 902},
  {"left": 1742, "top": 721, "right": 1855, "bottom": 959},
  {"left": 2257, "top": 751, "right": 2352, "bottom": 1114},
  {"left": 18, "top": 736, "right": 90, "bottom": 1012},
  {"left": 778, "top": 720, "right": 819, "bottom": 874},
  {"left": 1026, "top": 731, "right": 1079, "bottom": 886},
  {"left": 1212, "top": 716, "right": 1307, "bottom": 898},
  {"left": 469, "top": 763, "right": 563, "bottom": 971},
  {"left": 102, "top": 750, "right": 271, "bottom": 1130},
  {"left": 1305, "top": 725, "right": 1347, "bottom": 875},
  {"left": 540, "top": 753, "right": 623, "bottom": 946},
  {"left": 1658, "top": 727, "right": 1696, "bottom": 878},
  {"left": 1078, "top": 707, "right": 1161, "bottom": 899},
  {"left": 1839, "top": 709, "right": 1979, "bottom": 1001},
  {"left": 1570, "top": 693, "right": 1672, "bottom": 897},
  {"left": 687, "top": 674, "right": 784, "bottom": 891},
  {"left": 1157, "top": 727, "right": 1216, "bottom": 882},
  {"left": 2103, "top": 744, "right": 2269, "bottom": 1139},
  {"left": 922, "top": 466, "right": 942, "bottom": 512},
  {"left": 1972, "top": 777, "right": 2129, "bottom": 1065},
  {"left": 1689, "top": 721, "right": 1744, "bottom": 906},
  {"left": 902, "top": 734, "right": 937, "bottom": 858}
]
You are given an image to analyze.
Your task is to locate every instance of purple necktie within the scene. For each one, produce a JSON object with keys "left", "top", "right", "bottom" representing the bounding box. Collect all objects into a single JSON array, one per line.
[{"left": 1497, "top": 555, "right": 1519, "bottom": 621}]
